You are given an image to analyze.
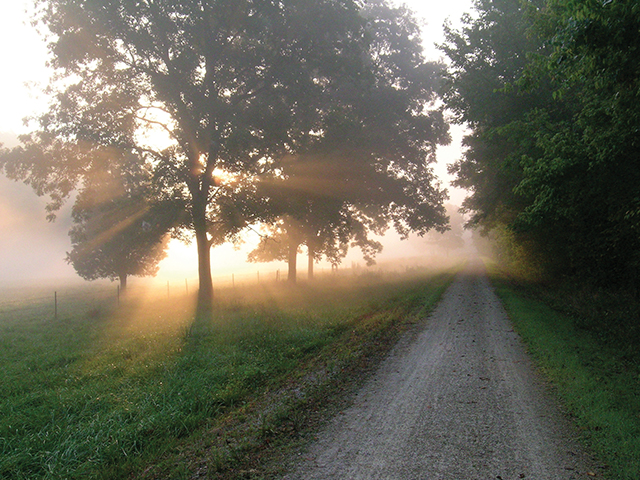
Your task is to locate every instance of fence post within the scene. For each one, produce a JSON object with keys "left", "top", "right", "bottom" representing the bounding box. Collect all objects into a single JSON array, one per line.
[{"left": 54, "top": 291, "right": 57, "bottom": 319}]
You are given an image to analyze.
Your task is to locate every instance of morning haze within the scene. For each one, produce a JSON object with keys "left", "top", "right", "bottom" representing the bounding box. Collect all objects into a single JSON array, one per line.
[
  {"left": 0, "top": 0, "right": 471, "bottom": 288},
  {"left": 1, "top": 1, "right": 639, "bottom": 479}
]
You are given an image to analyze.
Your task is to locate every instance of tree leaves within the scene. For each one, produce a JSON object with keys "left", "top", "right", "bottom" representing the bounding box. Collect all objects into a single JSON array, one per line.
[
  {"left": 2, "top": 0, "right": 451, "bottom": 298},
  {"left": 441, "top": 0, "right": 640, "bottom": 285}
]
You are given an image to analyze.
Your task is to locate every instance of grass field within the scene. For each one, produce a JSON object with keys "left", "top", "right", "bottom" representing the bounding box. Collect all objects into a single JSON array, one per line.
[
  {"left": 487, "top": 261, "right": 640, "bottom": 480},
  {"left": 0, "top": 265, "right": 457, "bottom": 479}
]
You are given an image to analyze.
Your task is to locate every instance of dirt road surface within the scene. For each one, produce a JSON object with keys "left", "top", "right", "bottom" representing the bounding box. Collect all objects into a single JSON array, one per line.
[{"left": 284, "top": 261, "right": 602, "bottom": 479}]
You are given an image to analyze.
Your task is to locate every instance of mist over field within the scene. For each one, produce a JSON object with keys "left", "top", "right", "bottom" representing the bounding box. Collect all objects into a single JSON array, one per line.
[
  {"left": 1, "top": 1, "right": 639, "bottom": 479},
  {"left": 0, "top": 124, "right": 468, "bottom": 288},
  {"left": 0, "top": 0, "right": 472, "bottom": 289},
  {"left": 0, "top": 132, "right": 75, "bottom": 284},
  {"left": 0, "top": 168, "right": 468, "bottom": 288},
  {"left": 0, "top": 176, "right": 76, "bottom": 284}
]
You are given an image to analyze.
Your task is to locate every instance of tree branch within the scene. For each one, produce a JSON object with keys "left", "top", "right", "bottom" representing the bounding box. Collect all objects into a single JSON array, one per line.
[{"left": 134, "top": 111, "right": 177, "bottom": 141}]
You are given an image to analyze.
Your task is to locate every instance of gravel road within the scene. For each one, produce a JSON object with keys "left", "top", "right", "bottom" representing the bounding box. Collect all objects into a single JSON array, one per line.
[{"left": 284, "top": 260, "right": 602, "bottom": 479}]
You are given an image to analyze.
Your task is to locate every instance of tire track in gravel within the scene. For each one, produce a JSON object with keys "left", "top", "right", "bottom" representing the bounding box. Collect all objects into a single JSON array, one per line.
[{"left": 284, "top": 260, "right": 603, "bottom": 480}]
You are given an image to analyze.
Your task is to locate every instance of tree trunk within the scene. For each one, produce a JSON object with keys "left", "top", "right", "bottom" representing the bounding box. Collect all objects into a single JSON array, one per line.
[
  {"left": 195, "top": 225, "right": 214, "bottom": 313},
  {"left": 119, "top": 273, "right": 128, "bottom": 291},
  {"left": 288, "top": 237, "right": 298, "bottom": 284},
  {"left": 192, "top": 196, "right": 214, "bottom": 315},
  {"left": 307, "top": 245, "right": 314, "bottom": 281}
]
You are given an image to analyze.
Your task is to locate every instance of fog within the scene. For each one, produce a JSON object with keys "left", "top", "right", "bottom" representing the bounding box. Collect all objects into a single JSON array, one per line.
[
  {"left": 0, "top": 128, "right": 470, "bottom": 288},
  {"left": 0, "top": 0, "right": 473, "bottom": 288}
]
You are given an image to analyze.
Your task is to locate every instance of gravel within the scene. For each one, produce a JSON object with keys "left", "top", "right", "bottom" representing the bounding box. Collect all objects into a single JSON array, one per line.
[{"left": 284, "top": 261, "right": 603, "bottom": 479}]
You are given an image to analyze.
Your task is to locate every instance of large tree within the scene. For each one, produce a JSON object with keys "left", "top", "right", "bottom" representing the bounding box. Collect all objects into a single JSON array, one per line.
[
  {"left": 1, "top": 0, "right": 450, "bottom": 309},
  {"left": 247, "top": 203, "right": 385, "bottom": 283},
  {"left": 67, "top": 196, "right": 170, "bottom": 290},
  {"left": 440, "top": 0, "right": 549, "bottom": 229},
  {"left": 253, "top": 145, "right": 449, "bottom": 282},
  {"left": 0, "top": 0, "right": 368, "bottom": 309},
  {"left": 250, "top": 2, "right": 450, "bottom": 282},
  {"left": 439, "top": 0, "right": 565, "bottom": 274},
  {"left": 515, "top": 0, "right": 640, "bottom": 283}
]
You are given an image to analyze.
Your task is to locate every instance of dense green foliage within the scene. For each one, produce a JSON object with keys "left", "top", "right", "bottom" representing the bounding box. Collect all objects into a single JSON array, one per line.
[
  {"left": 0, "top": 269, "right": 454, "bottom": 479},
  {"left": 489, "top": 264, "right": 640, "bottom": 479},
  {"left": 442, "top": 0, "right": 640, "bottom": 286}
]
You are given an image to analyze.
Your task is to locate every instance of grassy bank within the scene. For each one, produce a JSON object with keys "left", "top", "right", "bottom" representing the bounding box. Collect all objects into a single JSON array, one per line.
[
  {"left": 487, "top": 262, "right": 640, "bottom": 480},
  {"left": 0, "top": 266, "right": 456, "bottom": 479}
]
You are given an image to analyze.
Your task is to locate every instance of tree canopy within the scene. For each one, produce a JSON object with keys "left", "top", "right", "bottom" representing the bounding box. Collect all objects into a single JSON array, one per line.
[
  {"left": 1, "top": 0, "right": 451, "bottom": 306},
  {"left": 441, "top": 0, "right": 640, "bottom": 285},
  {"left": 248, "top": 1, "right": 450, "bottom": 282},
  {"left": 66, "top": 153, "right": 173, "bottom": 289}
]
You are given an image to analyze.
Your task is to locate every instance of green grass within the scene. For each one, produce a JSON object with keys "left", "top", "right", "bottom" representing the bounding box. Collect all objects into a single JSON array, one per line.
[
  {"left": 0, "top": 267, "right": 456, "bottom": 479},
  {"left": 487, "top": 261, "right": 640, "bottom": 480}
]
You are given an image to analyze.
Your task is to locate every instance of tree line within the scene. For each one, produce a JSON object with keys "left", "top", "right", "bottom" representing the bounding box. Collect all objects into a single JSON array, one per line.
[
  {"left": 440, "top": 0, "right": 640, "bottom": 287},
  {"left": 0, "top": 0, "right": 450, "bottom": 313},
  {"left": 3, "top": 0, "right": 633, "bottom": 313}
]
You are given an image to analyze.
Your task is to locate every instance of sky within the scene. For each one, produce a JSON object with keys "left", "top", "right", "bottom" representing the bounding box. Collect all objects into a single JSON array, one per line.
[{"left": 0, "top": 0, "right": 474, "bottom": 284}]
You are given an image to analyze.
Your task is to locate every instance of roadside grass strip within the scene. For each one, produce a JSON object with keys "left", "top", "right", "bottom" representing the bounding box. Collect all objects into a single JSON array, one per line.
[
  {"left": 488, "top": 266, "right": 640, "bottom": 480},
  {"left": 0, "top": 267, "right": 457, "bottom": 479}
]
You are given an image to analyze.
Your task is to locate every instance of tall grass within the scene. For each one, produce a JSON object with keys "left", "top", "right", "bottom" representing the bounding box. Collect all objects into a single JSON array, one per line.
[
  {"left": 0, "top": 267, "right": 456, "bottom": 479},
  {"left": 487, "top": 261, "right": 640, "bottom": 480}
]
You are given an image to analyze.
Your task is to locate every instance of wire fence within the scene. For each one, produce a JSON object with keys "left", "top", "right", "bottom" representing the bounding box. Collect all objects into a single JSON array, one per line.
[
  {"left": 0, "top": 254, "right": 450, "bottom": 322},
  {"left": 0, "top": 282, "right": 116, "bottom": 320},
  {"left": 0, "top": 265, "right": 348, "bottom": 320}
]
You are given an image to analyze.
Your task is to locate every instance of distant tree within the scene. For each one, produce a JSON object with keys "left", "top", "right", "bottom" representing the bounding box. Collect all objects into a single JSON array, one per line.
[
  {"left": 67, "top": 195, "right": 170, "bottom": 291},
  {"left": 251, "top": 2, "right": 450, "bottom": 283},
  {"left": 248, "top": 207, "right": 382, "bottom": 282},
  {"left": 66, "top": 156, "right": 175, "bottom": 290},
  {"left": 426, "top": 204, "right": 465, "bottom": 256},
  {"left": 252, "top": 161, "right": 384, "bottom": 283},
  {"left": 247, "top": 217, "right": 309, "bottom": 283},
  {"left": 253, "top": 145, "right": 449, "bottom": 283}
]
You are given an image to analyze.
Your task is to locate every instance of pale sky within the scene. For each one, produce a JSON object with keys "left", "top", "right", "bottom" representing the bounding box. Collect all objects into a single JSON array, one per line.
[
  {"left": 0, "top": 0, "right": 473, "bottom": 133},
  {"left": 0, "top": 0, "right": 474, "bottom": 283}
]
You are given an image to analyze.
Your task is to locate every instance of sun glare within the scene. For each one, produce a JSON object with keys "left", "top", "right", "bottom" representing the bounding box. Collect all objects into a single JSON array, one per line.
[
  {"left": 135, "top": 103, "right": 177, "bottom": 152},
  {"left": 0, "top": 2, "right": 50, "bottom": 134},
  {"left": 158, "top": 237, "right": 282, "bottom": 285}
]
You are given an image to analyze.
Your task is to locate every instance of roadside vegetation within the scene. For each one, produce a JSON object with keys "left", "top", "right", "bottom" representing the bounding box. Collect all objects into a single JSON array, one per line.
[
  {"left": 0, "top": 265, "right": 457, "bottom": 479},
  {"left": 441, "top": 0, "right": 640, "bottom": 293},
  {"left": 486, "top": 259, "right": 640, "bottom": 480}
]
